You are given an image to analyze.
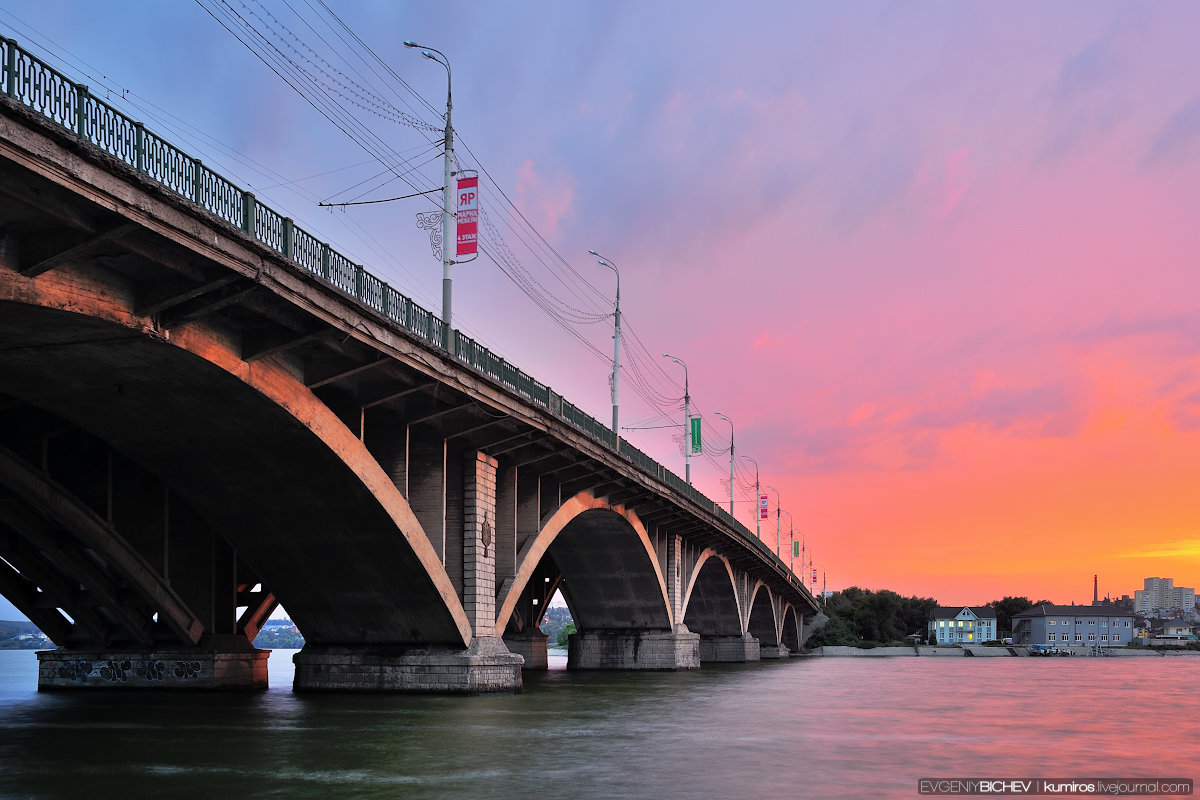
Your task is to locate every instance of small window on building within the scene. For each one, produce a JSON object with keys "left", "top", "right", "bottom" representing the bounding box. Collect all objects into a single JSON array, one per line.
[
  {"left": 1088, "top": 619, "right": 1095, "bottom": 625},
  {"left": 1088, "top": 633, "right": 1096, "bottom": 641},
  {"left": 1101, "top": 634, "right": 1107, "bottom": 641},
  {"left": 1075, "top": 633, "right": 1082, "bottom": 641},
  {"left": 1049, "top": 620, "right": 1056, "bottom": 625},
  {"left": 1048, "top": 633, "right": 1055, "bottom": 641}
]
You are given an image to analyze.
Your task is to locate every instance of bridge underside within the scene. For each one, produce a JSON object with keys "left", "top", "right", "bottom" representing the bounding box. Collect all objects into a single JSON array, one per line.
[
  {"left": 0, "top": 82, "right": 818, "bottom": 692},
  {"left": 685, "top": 558, "right": 760, "bottom": 663}
]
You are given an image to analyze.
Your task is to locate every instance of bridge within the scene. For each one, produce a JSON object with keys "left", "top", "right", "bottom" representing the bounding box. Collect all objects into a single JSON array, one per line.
[{"left": 0, "top": 37, "right": 818, "bottom": 693}]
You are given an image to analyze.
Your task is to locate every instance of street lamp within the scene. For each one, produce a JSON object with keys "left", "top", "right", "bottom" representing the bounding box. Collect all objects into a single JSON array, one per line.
[
  {"left": 714, "top": 411, "right": 734, "bottom": 517},
  {"left": 765, "top": 484, "right": 781, "bottom": 559},
  {"left": 781, "top": 510, "right": 795, "bottom": 573},
  {"left": 741, "top": 454, "right": 759, "bottom": 541},
  {"left": 404, "top": 40, "right": 455, "bottom": 345},
  {"left": 662, "top": 353, "right": 691, "bottom": 484},
  {"left": 589, "top": 250, "right": 620, "bottom": 437}
]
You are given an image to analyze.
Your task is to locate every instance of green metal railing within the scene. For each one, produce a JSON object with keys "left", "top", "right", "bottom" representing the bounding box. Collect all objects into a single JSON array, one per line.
[{"left": 0, "top": 35, "right": 806, "bottom": 595}]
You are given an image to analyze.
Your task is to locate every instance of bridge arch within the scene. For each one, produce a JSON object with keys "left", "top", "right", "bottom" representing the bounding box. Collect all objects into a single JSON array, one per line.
[
  {"left": 0, "top": 298, "right": 473, "bottom": 648},
  {"left": 496, "top": 492, "right": 672, "bottom": 635},
  {"left": 0, "top": 443, "right": 204, "bottom": 647},
  {"left": 746, "top": 580, "right": 779, "bottom": 647},
  {"left": 780, "top": 603, "right": 802, "bottom": 652},
  {"left": 681, "top": 550, "right": 742, "bottom": 637}
]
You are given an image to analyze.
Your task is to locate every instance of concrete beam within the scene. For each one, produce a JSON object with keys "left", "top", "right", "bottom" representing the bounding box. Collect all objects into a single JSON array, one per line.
[{"left": 19, "top": 222, "right": 138, "bottom": 277}]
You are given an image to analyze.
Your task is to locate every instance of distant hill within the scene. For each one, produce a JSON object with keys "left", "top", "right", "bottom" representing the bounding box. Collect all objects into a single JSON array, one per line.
[
  {"left": 0, "top": 620, "right": 52, "bottom": 650},
  {"left": 0, "top": 619, "right": 307, "bottom": 650}
]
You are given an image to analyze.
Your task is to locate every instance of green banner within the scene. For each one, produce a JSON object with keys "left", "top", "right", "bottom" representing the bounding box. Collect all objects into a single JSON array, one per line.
[
  {"left": 794, "top": 541, "right": 800, "bottom": 558},
  {"left": 690, "top": 416, "right": 702, "bottom": 453}
]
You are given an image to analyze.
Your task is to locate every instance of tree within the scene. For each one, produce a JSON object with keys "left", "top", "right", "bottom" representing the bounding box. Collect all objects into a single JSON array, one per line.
[
  {"left": 988, "top": 596, "right": 1054, "bottom": 637},
  {"left": 806, "top": 587, "right": 940, "bottom": 647},
  {"left": 556, "top": 622, "right": 576, "bottom": 648},
  {"left": 989, "top": 596, "right": 1034, "bottom": 638}
]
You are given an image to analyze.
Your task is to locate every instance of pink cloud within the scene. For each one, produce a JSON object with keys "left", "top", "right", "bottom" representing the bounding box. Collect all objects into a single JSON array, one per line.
[{"left": 514, "top": 160, "right": 575, "bottom": 236}]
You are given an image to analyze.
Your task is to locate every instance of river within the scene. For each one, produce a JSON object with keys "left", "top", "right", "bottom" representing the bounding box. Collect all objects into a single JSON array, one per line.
[{"left": 0, "top": 649, "right": 1195, "bottom": 798}]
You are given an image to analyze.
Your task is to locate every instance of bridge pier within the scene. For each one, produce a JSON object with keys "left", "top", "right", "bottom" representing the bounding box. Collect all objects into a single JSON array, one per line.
[
  {"left": 759, "top": 644, "right": 790, "bottom": 659},
  {"left": 504, "top": 630, "right": 549, "bottom": 670},
  {"left": 292, "top": 637, "right": 523, "bottom": 694},
  {"left": 567, "top": 626, "right": 700, "bottom": 670},
  {"left": 699, "top": 633, "right": 761, "bottom": 663},
  {"left": 36, "top": 646, "right": 269, "bottom": 690}
]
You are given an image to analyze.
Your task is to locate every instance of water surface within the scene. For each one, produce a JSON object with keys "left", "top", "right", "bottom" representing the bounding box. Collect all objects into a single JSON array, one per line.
[{"left": 0, "top": 650, "right": 1194, "bottom": 798}]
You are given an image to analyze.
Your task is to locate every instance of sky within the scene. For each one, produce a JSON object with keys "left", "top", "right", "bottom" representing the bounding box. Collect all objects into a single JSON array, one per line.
[{"left": 3, "top": 1, "right": 1200, "bottom": 619}]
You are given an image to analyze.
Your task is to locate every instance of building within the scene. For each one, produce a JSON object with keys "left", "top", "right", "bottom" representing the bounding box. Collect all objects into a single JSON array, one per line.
[
  {"left": 928, "top": 606, "right": 997, "bottom": 645},
  {"left": 1134, "top": 577, "right": 1195, "bottom": 615},
  {"left": 1150, "top": 624, "right": 1198, "bottom": 646},
  {"left": 1011, "top": 605, "right": 1134, "bottom": 648}
]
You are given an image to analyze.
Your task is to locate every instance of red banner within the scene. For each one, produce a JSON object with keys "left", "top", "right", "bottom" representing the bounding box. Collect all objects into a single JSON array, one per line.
[
  {"left": 456, "top": 174, "right": 478, "bottom": 257},
  {"left": 759, "top": 494, "right": 769, "bottom": 520}
]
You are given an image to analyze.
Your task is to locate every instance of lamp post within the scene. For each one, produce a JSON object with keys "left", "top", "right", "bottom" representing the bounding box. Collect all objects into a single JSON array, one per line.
[
  {"left": 741, "top": 454, "right": 759, "bottom": 541},
  {"left": 403, "top": 40, "right": 455, "bottom": 344},
  {"left": 714, "top": 411, "right": 734, "bottom": 517},
  {"left": 781, "top": 510, "right": 795, "bottom": 573},
  {"left": 765, "top": 484, "right": 781, "bottom": 559},
  {"left": 662, "top": 353, "right": 690, "bottom": 484},
  {"left": 589, "top": 250, "right": 620, "bottom": 437}
]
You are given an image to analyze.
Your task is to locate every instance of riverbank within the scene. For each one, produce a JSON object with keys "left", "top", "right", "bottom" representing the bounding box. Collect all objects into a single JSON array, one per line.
[{"left": 813, "top": 645, "right": 1200, "bottom": 657}]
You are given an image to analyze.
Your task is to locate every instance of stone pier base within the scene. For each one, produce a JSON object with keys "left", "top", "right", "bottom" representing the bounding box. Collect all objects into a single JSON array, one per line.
[
  {"left": 504, "top": 631, "right": 549, "bottom": 671},
  {"left": 36, "top": 647, "right": 269, "bottom": 690},
  {"left": 700, "top": 633, "right": 761, "bottom": 663},
  {"left": 292, "top": 637, "right": 524, "bottom": 693},
  {"left": 567, "top": 627, "right": 700, "bottom": 670},
  {"left": 760, "top": 644, "right": 790, "bottom": 659}
]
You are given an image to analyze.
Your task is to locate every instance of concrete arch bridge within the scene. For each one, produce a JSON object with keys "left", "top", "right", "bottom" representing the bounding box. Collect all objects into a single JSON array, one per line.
[{"left": 0, "top": 37, "right": 817, "bottom": 692}]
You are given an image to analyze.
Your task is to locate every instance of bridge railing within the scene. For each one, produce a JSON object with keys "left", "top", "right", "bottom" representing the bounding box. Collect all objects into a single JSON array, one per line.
[{"left": 0, "top": 35, "right": 810, "bottom": 595}]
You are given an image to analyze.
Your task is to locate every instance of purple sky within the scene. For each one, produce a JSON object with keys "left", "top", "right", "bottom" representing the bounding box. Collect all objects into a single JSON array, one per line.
[{"left": 3, "top": 2, "right": 1200, "bottom": 620}]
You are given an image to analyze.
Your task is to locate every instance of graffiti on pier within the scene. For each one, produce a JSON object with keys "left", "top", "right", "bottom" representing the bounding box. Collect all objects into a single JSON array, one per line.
[{"left": 53, "top": 657, "right": 208, "bottom": 685}]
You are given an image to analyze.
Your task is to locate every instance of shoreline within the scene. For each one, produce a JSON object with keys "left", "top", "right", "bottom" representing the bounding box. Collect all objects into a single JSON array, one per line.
[{"left": 813, "top": 645, "right": 1200, "bottom": 657}]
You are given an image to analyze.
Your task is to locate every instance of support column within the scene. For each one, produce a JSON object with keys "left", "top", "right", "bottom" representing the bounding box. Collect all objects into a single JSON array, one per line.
[
  {"left": 699, "top": 633, "right": 761, "bottom": 663},
  {"left": 504, "top": 630, "right": 549, "bottom": 670},
  {"left": 292, "top": 639, "right": 521, "bottom": 694},
  {"left": 666, "top": 533, "right": 684, "bottom": 626},
  {"left": 494, "top": 464, "right": 517, "bottom": 594},
  {"left": 567, "top": 628, "right": 699, "bottom": 670},
  {"left": 463, "top": 452, "right": 498, "bottom": 636},
  {"left": 565, "top": 530, "right": 698, "bottom": 670},
  {"left": 37, "top": 648, "right": 269, "bottom": 690},
  {"left": 408, "top": 428, "right": 446, "bottom": 562},
  {"left": 292, "top": 450, "right": 522, "bottom": 694}
]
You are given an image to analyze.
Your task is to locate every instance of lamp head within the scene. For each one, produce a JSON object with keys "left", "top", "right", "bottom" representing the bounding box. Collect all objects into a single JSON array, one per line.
[
  {"left": 588, "top": 249, "right": 598, "bottom": 256},
  {"left": 403, "top": 40, "right": 418, "bottom": 48},
  {"left": 422, "top": 50, "right": 435, "bottom": 60}
]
